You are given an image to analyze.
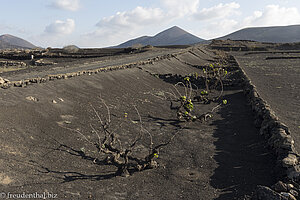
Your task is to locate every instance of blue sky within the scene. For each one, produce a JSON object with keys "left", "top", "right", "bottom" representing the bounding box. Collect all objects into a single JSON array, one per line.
[{"left": 1, "top": 0, "right": 300, "bottom": 47}]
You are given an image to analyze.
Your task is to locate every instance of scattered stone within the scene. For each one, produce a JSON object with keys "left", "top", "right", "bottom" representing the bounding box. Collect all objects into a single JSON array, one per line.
[
  {"left": 282, "top": 154, "right": 298, "bottom": 168},
  {"left": 289, "top": 190, "right": 298, "bottom": 197},
  {"left": 254, "top": 186, "right": 288, "bottom": 200},
  {"left": 0, "top": 77, "right": 5, "bottom": 85},
  {"left": 52, "top": 100, "right": 57, "bottom": 104},
  {"left": 280, "top": 192, "right": 296, "bottom": 200},
  {"left": 273, "top": 181, "right": 288, "bottom": 192},
  {"left": 13, "top": 81, "right": 23, "bottom": 87},
  {"left": 40, "top": 78, "right": 47, "bottom": 83},
  {"left": 26, "top": 96, "right": 39, "bottom": 102},
  {"left": 0, "top": 77, "right": 9, "bottom": 84},
  {"left": 1, "top": 82, "right": 10, "bottom": 89},
  {"left": 0, "top": 61, "right": 26, "bottom": 67},
  {"left": 32, "top": 59, "right": 56, "bottom": 66},
  {"left": 58, "top": 98, "right": 64, "bottom": 102},
  {"left": 24, "top": 79, "right": 30, "bottom": 85},
  {"left": 287, "top": 184, "right": 294, "bottom": 191}
]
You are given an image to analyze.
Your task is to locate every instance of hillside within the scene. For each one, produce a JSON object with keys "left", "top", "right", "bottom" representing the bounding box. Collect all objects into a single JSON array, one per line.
[
  {"left": 0, "top": 34, "right": 36, "bottom": 49},
  {"left": 218, "top": 25, "right": 300, "bottom": 43},
  {"left": 116, "top": 26, "right": 204, "bottom": 48}
]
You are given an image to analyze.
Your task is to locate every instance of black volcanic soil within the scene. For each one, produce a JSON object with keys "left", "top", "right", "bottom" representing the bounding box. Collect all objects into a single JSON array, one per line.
[
  {"left": 233, "top": 51, "right": 300, "bottom": 152},
  {"left": 0, "top": 46, "right": 276, "bottom": 199},
  {"left": 0, "top": 47, "right": 182, "bottom": 81}
]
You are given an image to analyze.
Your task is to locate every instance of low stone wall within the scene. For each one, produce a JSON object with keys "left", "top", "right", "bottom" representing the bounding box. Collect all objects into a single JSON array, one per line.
[
  {"left": 0, "top": 61, "right": 26, "bottom": 67},
  {"left": 32, "top": 59, "right": 56, "bottom": 66},
  {"left": 235, "top": 56, "right": 300, "bottom": 200},
  {"left": 0, "top": 52, "right": 180, "bottom": 89}
]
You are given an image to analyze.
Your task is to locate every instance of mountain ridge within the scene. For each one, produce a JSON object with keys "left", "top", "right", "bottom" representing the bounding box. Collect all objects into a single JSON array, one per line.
[
  {"left": 0, "top": 34, "right": 36, "bottom": 49},
  {"left": 3, "top": 24, "right": 300, "bottom": 50},
  {"left": 116, "top": 26, "right": 205, "bottom": 48},
  {"left": 217, "top": 24, "right": 300, "bottom": 43}
]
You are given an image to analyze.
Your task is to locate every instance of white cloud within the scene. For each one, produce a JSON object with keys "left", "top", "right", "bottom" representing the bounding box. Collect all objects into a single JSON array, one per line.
[
  {"left": 194, "top": 2, "right": 240, "bottom": 21},
  {"left": 74, "top": 1, "right": 300, "bottom": 47},
  {"left": 44, "top": 19, "right": 75, "bottom": 35},
  {"left": 79, "top": 0, "right": 201, "bottom": 47},
  {"left": 80, "top": 29, "right": 132, "bottom": 47},
  {"left": 244, "top": 5, "right": 300, "bottom": 27},
  {"left": 161, "top": 0, "right": 200, "bottom": 17},
  {"left": 189, "top": 2, "right": 241, "bottom": 39},
  {"left": 50, "top": 0, "right": 80, "bottom": 11},
  {"left": 0, "top": 23, "right": 28, "bottom": 34},
  {"left": 29, "top": 19, "right": 76, "bottom": 47},
  {"left": 195, "top": 4, "right": 300, "bottom": 40},
  {"left": 80, "top": 6, "right": 168, "bottom": 47},
  {"left": 80, "top": 1, "right": 203, "bottom": 47},
  {"left": 198, "top": 19, "right": 239, "bottom": 39},
  {"left": 97, "top": 6, "right": 166, "bottom": 29}
]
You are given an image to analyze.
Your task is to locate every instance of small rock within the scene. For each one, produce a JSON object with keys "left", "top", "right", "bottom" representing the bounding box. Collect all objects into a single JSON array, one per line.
[
  {"left": 52, "top": 100, "right": 57, "bottom": 104},
  {"left": 1, "top": 82, "right": 11, "bottom": 89},
  {"left": 273, "top": 181, "right": 288, "bottom": 192},
  {"left": 255, "top": 186, "right": 288, "bottom": 200},
  {"left": 289, "top": 190, "right": 298, "bottom": 197},
  {"left": 0, "top": 77, "right": 4, "bottom": 85},
  {"left": 14, "top": 81, "right": 23, "bottom": 87},
  {"left": 26, "top": 96, "right": 39, "bottom": 102},
  {"left": 281, "top": 192, "right": 296, "bottom": 200},
  {"left": 287, "top": 184, "right": 294, "bottom": 191},
  {"left": 40, "top": 78, "right": 47, "bottom": 83},
  {"left": 282, "top": 154, "right": 298, "bottom": 167},
  {"left": 58, "top": 98, "right": 64, "bottom": 102}
]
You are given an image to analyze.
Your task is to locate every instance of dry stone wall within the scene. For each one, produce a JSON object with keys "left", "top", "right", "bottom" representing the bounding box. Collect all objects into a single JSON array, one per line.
[
  {"left": 0, "top": 61, "right": 26, "bottom": 67},
  {"left": 234, "top": 56, "right": 300, "bottom": 200},
  {"left": 0, "top": 52, "right": 180, "bottom": 89}
]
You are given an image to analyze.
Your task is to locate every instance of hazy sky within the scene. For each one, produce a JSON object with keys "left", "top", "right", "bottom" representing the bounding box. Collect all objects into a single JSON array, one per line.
[{"left": 1, "top": 0, "right": 300, "bottom": 47}]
